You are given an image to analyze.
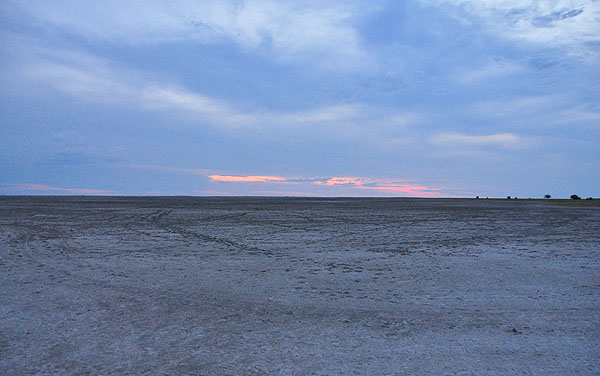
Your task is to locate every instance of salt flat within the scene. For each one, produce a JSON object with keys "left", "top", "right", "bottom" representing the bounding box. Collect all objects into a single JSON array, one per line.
[{"left": 1, "top": 196, "right": 598, "bottom": 375}]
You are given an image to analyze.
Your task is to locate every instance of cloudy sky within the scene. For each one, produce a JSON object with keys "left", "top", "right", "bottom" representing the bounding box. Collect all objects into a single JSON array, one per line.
[{"left": 1, "top": 0, "right": 598, "bottom": 197}]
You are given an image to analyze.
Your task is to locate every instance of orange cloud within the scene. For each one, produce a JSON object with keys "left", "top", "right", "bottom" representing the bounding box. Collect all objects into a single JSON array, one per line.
[{"left": 208, "top": 175, "right": 287, "bottom": 182}]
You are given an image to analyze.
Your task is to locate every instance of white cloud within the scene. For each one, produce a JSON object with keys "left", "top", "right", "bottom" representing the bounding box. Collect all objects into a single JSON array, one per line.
[
  {"left": 430, "top": 132, "right": 526, "bottom": 149},
  {"left": 139, "top": 86, "right": 254, "bottom": 125},
  {"left": 16, "top": 47, "right": 415, "bottom": 132},
  {"left": 27, "top": 61, "right": 138, "bottom": 104},
  {"left": 20, "top": 48, "right": 254, "bottom": 125},
  {"left": 278, "top": 104, "right": 361, "bottom": 123},
  {"left": 554, "top": 105, "right": 600, "bottom": 124},
  {"left": 451, "top": 59, "right": 526, "bottom": 84},
  {"left": 467, "top": 95, "right": 560, "bottom": 119},
  {"left": 424, "top": 0, "right": 600, "bottom": 55},
  {"left": 10, "top": 0, "right": 371, "bottom": 70}
]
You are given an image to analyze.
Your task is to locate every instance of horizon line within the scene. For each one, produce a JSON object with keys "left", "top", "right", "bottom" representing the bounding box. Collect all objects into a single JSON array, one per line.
[{"left": 0, "top": 194, "right": 594, "bottom": 200}]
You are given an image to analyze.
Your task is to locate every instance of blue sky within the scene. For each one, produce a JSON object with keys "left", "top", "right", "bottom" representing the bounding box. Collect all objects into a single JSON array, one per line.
[{"left": 1, "top": 0, "right": 598, "bottom": 197}]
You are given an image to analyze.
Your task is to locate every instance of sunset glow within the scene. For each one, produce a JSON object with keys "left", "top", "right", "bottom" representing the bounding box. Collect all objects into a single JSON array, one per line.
[
  {"left": 207, "top": 174, "right": 442, "bottom": 197},
  {"left": 208, "top": 175, "right": 288, "bottom": 183},
  {"left": 355, "top": 185, "right": 440, "bottom": 197}
]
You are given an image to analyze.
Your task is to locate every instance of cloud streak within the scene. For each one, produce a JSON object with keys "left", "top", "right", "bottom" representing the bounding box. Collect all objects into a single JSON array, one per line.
[
  {"left": 430, "top": 132, "right": 525, "bottom": 149},
  {"left": 208, "top": 175, "right": 287, "bottom": 183},
  {"left": 208, "top": 174, "right": 443, "bottom": 197},
  {"left": 13, "top": 47, "right": 415, "bottom": 133},
  {"left": 10, "top": 0, "right": 371, "bottom": 70},
  {"left": 451, "top": 59, "right": 526, "bottom": 85},
  {"left": 424, "top": 0, "right": 600, "bottom": 55},
  {"left": 2, "top": 183, "right": 113, "bottom": 195}
]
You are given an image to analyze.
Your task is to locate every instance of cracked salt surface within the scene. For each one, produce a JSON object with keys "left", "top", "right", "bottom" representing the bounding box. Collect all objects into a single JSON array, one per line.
[{"left": 1, "top": 196, "right": 599, "bottom": 375}]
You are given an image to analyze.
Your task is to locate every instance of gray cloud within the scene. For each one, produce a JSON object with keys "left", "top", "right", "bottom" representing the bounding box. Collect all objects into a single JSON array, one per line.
[
  {"left": 422, "top": 0, "right": 600, "bottom": 56},
  {"left": 532, "top": 8, "right": 584, "bottom": 28}
]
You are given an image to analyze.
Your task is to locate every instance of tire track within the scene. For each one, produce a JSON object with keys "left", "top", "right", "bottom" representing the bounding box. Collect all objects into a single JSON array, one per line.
[{"left": 148, "top": 210, "right": 274, "bottom": 256}]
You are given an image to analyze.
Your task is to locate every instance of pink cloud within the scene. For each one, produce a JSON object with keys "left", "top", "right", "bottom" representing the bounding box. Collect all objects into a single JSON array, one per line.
[
  {"left": 314, "top": 177, "right": 440, "bottom": 196},
  {"left": 6, "top": 183, "right": 112, "bottom": 195},
  {"left": 208, "top": 175, "right": 287, "bottom": 183},
  {"left": 206, "top": 173, "right": 444, "bottom": 197},
  {"left": 355, "top": 185, "right": 440, "bottom": 197}
]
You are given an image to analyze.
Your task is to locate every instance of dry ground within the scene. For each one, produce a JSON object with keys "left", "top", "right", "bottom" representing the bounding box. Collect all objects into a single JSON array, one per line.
[{"left": 1, "top": 197, "right": 599, "bottom": 375}]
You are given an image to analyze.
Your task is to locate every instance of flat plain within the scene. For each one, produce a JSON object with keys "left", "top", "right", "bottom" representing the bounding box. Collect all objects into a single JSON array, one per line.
[{"left": 1, "top": 196, "right": 599, "bottom": 375}]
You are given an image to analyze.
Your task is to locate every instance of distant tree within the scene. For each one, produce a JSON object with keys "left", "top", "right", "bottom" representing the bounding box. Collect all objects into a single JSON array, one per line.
[
  {"left": 506, "top": 196, "right": 511, "bottom": 200},
  {"left": 544, "top": 194, "right": 551, "bottom": 199},
  {"left": 586, "top": 197, "right": 593, "bottom": 200},
  {"left": 570, "top": 194, "right": 581, "bottom": 200}
]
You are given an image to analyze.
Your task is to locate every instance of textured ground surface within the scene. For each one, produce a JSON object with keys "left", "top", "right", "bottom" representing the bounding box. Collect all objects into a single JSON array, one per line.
[{"left": 1, "top": 196, "right": 599, "bottom": 375}]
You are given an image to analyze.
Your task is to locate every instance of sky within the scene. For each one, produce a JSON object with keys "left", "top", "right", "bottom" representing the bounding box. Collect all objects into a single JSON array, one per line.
[{"left": 1, "top": 0, "right": 599, "bottom": 198}]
